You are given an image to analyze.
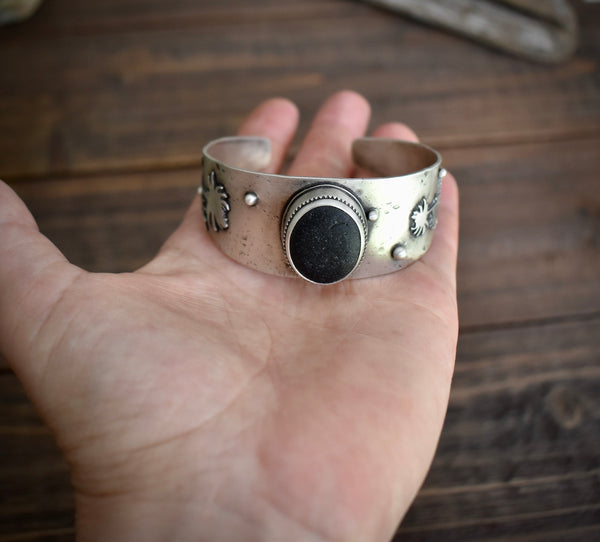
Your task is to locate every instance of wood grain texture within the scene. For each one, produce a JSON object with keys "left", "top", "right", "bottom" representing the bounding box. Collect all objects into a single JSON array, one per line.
[
  {"left": 450, "top": 138, "right": 600, "bottom": 327},
  {"left": 397, "top": 316, "right": 600, "bottom": 540},
  {"left": 0, "top": 376, "right": 73, "bottom": 539},
  {"left": 0, "top": 0, "right": 598, "bottom": 179},
  {"left": 1, "top": 317, "right": 598, "bottom": 540}
]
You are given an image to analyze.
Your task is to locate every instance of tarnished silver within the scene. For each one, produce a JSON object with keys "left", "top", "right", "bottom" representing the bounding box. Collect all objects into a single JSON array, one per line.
[
  {"left": 202, "top": 171, "right": 230, "bottom": 232},
  {"left": 201, "top": 136, "right": 443, "bottom": 282}
]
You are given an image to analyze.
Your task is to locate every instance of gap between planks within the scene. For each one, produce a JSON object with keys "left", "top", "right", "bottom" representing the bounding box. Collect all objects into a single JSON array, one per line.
[{"left": 398, "top": 502, "right": 600, "bottom": 533}]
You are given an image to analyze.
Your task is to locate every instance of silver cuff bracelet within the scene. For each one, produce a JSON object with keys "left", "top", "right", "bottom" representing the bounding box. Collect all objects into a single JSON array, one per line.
[{"left": 200, "top": 136, "right": 445, "bottom": 284}]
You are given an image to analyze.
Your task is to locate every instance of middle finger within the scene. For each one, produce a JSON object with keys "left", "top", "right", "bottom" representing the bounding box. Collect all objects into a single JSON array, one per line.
[{"left": 288, "top": 90, "right": 371, "bottom": 178}]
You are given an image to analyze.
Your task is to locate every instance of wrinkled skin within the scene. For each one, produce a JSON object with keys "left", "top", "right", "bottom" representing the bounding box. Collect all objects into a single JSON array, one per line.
[{"left": 0, "top": 92, "right": 459, "bottom": 541}]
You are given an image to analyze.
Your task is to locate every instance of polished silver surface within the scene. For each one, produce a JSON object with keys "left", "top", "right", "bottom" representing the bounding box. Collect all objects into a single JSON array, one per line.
[
  {"left": 244, "top": 191, "right": 259, "bottom": 207},
  {"left": 201, "top": 136, "right": 443, "bottom": 281},
  {"left": 368, "top": 208, "right": 380, "bottom": 222},
  {"left": 392, "top": 244, "right": 408, "bottom": 261}
]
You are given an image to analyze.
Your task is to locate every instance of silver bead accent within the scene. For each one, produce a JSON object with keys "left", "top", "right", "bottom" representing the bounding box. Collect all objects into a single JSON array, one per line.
[
  {"left": 244, "top": 191, "right": 259, "bottom": 206},
  {"left": 391, "top": 244, "right": 408, "bottom": 261},
  {"left": 197, "top": 186, "right": 204, "bottom": 195},
  {"left": 439, "top": 168, "right": 448, "bottom": 179},
  {"left": 367, "top": 208, "right": 379, "bottom": 222}
]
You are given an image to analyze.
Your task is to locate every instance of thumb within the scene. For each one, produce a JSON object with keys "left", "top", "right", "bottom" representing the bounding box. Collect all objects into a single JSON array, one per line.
[{"left": 0, "top": 180, "right": 82, "bottom": 382}]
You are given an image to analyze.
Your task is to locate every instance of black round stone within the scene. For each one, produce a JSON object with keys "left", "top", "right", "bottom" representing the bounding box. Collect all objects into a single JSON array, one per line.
[{"left": 289, "top": 205, "right": 362, "bottom": 284}]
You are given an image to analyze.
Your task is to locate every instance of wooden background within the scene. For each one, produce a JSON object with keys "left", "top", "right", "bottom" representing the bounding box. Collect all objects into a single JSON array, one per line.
[{"left": 1, "top": 0, "right": 599, "bottom": 539}]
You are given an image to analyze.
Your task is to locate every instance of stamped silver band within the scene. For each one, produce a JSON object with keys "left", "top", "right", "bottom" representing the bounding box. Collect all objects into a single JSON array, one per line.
[{"left": 201, "top": 136, "right": 444, "bottom": 284}]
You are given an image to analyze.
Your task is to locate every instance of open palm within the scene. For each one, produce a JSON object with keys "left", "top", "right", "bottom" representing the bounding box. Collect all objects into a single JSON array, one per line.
[{"left": 0, "top": 92, "right": 459, "bottom": 542}]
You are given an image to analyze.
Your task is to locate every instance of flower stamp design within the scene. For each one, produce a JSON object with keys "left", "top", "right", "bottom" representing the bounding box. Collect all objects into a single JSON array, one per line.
[
  {"left": 202, "top": 170, "right": 230, "bottom": 232},
  {"left": 409, "top": 196, "right": 438, "bottom": 237}
]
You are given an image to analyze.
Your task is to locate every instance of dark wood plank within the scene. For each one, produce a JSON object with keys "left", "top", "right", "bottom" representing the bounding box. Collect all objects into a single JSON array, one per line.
[
  {"left": 1, "top": 316, "right": 598, "bottom": 540},
  {"left": 0, "top": 532, "right": 74, "bottom": 542},
  {"left": 0, "top": 378, "right": 73, "bottom": 539},
  {"left": 448, "top": 138, "right": 600, "bottom": 327},
  {"left": 3, "top": 0, "right": 345, "bottom": 31},
  {"left": 395, "top": 316, "right": 600, "bottom": 541},
  {"left": 0, "top": 1, "right": 598, "bottom": 179}
]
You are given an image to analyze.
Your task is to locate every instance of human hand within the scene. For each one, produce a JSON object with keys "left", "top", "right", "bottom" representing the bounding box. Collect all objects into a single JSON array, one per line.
[{"left": 0, "top": 91, "right": 459, "bottom": 542}]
